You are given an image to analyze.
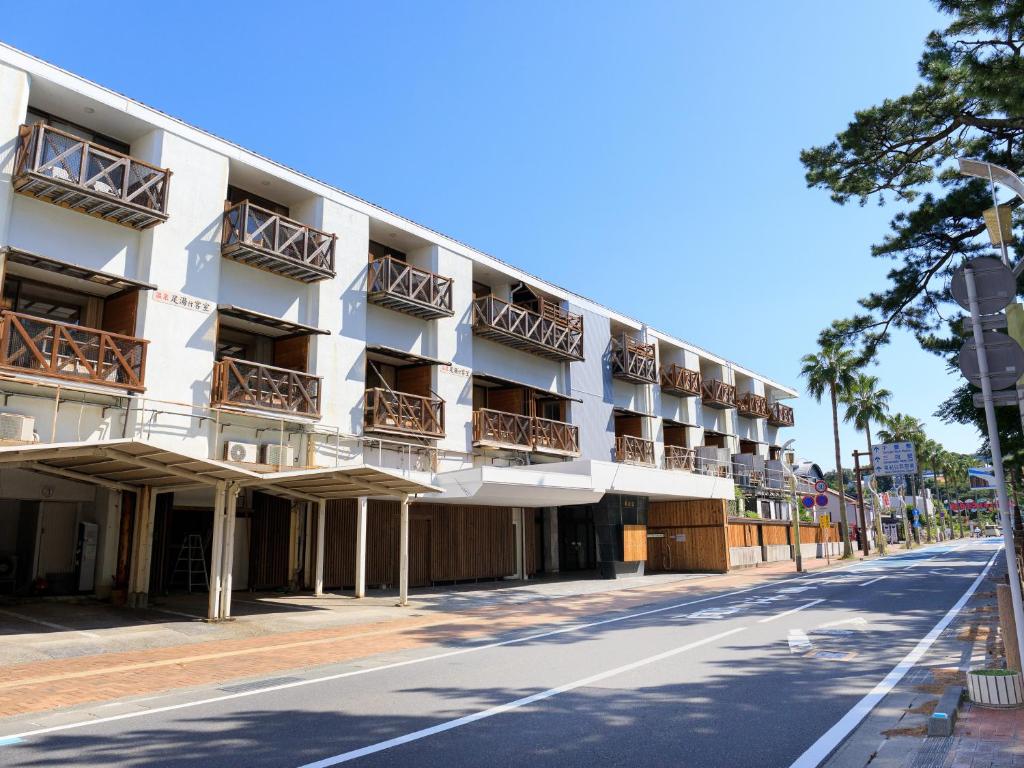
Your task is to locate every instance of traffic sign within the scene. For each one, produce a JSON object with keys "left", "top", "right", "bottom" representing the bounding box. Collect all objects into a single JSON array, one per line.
[
  {"left": 819, "top": 514, "right": 831, "bottom": 528},
  {"left": 951, "top": 257, "right": 1016, "bottom": 314},
  {"left": 814, "top": 480, "right": 827, "bottom": 494},
  {"left": 872, "top": 442, "right": 918, "bottom": 477},
  {"left": 958, "top": 332, "right": 1024, "bottom": 390},
  {"left": 801, "top": 495, "right": 815, "bottom": 509},
  {"left": 815, "top": 494, "right": 829, "bottom": 507}
]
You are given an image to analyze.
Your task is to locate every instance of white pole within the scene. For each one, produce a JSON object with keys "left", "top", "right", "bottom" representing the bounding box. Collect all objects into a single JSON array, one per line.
[
  {"left": 315, "top": 498, "right": 326, "bottom": 597},
  {"left": 207, "top": 481, "right": 226, "bottom": 621},
  {"left": 964, "top": 262, "right": 1024, "bottom": 668},
  {"left": 219, "top": 484, "right": 239, "bottom": 620},
  {"left": 354, "top": 496, "right": 368, "bottom": 598},
  {"left": 398, "top": 494, "right": 409, "bottom": 607}
]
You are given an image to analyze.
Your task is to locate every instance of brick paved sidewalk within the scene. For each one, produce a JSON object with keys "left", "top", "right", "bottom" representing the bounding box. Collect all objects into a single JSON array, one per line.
[
  {"left": 945, "top": 704, "right": 1024, "bottom": 767},
  {"left": 0, "top": 539, "right": 940, "bottom": 719}
]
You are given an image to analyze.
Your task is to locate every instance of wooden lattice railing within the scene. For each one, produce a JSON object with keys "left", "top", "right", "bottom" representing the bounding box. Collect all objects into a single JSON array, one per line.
[
  {"left": 222, "top": 200, "right": 336, "bottom": 275},
  {"left": 0, "top": 311, "right": 148, "bottom": 391},
  {"left": 701, "top": 379, "right": 737, "bottom": 408},
  {"left": 615, "top": 435, "right": 655, "bottom": 466},
  {"left": 660, "top": 363, "right": 702, "bottom": 397},
  {"left": 531, "top": 415, "right": 580, "bottom": 455},
  {"left": 472, "top": 295, "right": 584, "bottom": 361},
  {"left": 368, "top": 255, "right": 453, "bottom": 317},
  {"left": 737, "top": 392, "right": 770, "bottom": 419},
  {"left": 213, "top": 358, "right": 321, "bottom": 417},
  {"left": 473, "top": 408, "right": 533, "bottom": 449},
  {"left": 364, "top": 387, "right": 445, "bottom": 438},
  {"left": 768, "top": 402, "right": 795, "bottom": 427},
  {"left": 664, "top": 444, "right": 696, "bottom": 471},
  {"left": 611, "top": 333, "right": 657, "bottom": 383},
  {"left": 14, "top": 123, "right": 170, "bottom": 227}
]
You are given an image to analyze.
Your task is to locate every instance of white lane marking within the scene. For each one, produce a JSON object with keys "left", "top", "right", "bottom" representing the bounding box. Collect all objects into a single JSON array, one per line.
[
  {"left": 818, "top": 617, "right": 867, "bottom": 629},
  {"left": 145, "top": 607, "right": 204, "bottom": 621},
  {"left": 788, "top": 629, "right": 812, "bottom": 653},
  {"left": 296, "top": 627, "right": 748, "bottom": 768},
  {"left": 779, "top": 586, "right": 815, "bottom": 594},
  {"left": 0, "top": 608, "right": 102, "bottom": 640},
  {"left": 860, "top": 576, "right": 886, "bottom": 587},
  {"left": 0, "top": 567, "right": 832, "bottom": 743},
  {"left": 787, "top": 547, "right": 1000, "bottom": 768},
  {"left": 758, "top": 599, "right": 825, "bottom": 624}
]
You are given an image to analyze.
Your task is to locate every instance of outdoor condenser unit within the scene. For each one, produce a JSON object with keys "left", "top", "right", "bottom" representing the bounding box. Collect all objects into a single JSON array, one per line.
[
  {"left": 224, "top": 441, "right": 258, "bottom": 463},
  {"left": 0, "top": 413, "right": 35, "bottom": 442},
  {"left": 261, "top": 444, "right": 295, "bottom": 467}
]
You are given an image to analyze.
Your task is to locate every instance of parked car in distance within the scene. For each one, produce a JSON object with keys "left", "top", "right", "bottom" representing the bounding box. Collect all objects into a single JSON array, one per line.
[{"left": 983, "top": 525, "right": 1000, "bottom": 537}]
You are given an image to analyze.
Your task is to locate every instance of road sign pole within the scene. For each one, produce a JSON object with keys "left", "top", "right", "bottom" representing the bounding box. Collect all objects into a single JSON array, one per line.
[
  {"left": 964, "top": 261, "right": 1024, "bottom": 670},
  {"left": 853, "top": 450, "right": 870, "bottom": 555},
  {"left": 790, "top": 474, "right": 802, "bottom": 573}
]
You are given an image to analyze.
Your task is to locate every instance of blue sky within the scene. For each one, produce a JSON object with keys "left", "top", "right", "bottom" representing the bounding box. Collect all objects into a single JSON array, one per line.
[{"left": 1, "top": 0, "right": 976, "bottom": 465}]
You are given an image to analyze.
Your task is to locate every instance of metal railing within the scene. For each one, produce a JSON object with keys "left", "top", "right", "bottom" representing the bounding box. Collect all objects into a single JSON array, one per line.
[
  {"left": 737, "top": 392, "right": 770, "bottom": 419},
  {"left": 222, "top": 200, "right": 336, "bottom": 276},
  {"left": 615, "top": 435, "right": 655, "bottom": 466},
  {"left": 368, "top": 255, "right": 453, "bottom": 317},
  {"left": 611, "top": 332, "right": 657, "bottom": 384},
  {"left": 660, "top": 363, "right": 702, "bottom": 397},
  {"left": 701, "top": 379, "right": 737, "bottom": 408},
  {"left": 212, "top": 358, "right": 321, "bottom": 417},
  {"left": 364, "top": 387, "right": 445, "bottom": 438},
  {"left": 14, "top": 123, "right": 170, "bottom": 228},
  {"left": 768, "top": 402, "right": 795, "bottom": 427},
  {"left": 472, "top": 295, "right": 584, "bottom": 361},
  {"left": 0, "top": 310, "right": 148, "bottom": 391}
]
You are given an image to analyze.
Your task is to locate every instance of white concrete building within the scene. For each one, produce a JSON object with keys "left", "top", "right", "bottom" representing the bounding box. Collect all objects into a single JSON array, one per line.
[{"left": 0, "top": 44, "right": 796, "bottom": 615}]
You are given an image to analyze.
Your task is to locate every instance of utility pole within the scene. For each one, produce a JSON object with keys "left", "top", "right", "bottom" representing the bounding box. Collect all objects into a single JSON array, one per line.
[{"left": 852, "top": 450, "right": 871, "bottom": 555}]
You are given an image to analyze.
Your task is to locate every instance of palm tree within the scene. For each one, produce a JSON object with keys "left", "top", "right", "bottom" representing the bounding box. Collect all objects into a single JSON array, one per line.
[
  {"left": 921, "top": 439, "right": 945, "bottom": 540},
  {"left": 841, "top": 374, "right": 891, "bottom": 551},
  {"left": 801, "top": 341, "right": 858, "bottom": 557}
]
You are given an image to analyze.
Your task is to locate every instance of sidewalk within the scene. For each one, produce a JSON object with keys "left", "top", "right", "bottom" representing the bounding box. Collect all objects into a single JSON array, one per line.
[
  {"left": 825, "top": 546, "right": 1024, "bottom": 768},
  {"left": 0, "top": 539, "right": 938, "bottom": 720}
]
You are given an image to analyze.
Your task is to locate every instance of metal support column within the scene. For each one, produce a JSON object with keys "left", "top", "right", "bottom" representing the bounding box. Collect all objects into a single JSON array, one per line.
[
  {"left": 398, "top": 494, "right": 409, "bottom": 607},
  {"left": 219, "top": 484, "right": 240, "bottom": 620},
  {"left": 206, "top": 481, "right": 227, "bottom": 622},
  {"left": 314, "top": 499, "right": 326, "bottom": 597},
  {"left": 354, "top": 496, "right": 367, "bottom": 598}
]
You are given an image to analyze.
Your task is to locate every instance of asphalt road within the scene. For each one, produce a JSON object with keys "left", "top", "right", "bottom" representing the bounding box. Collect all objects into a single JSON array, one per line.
[{"left": 0, "top": 539, "right": 1002, "bottom": 768}]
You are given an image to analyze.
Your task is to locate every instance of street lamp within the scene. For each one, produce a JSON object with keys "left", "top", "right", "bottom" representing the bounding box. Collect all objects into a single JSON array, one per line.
[{"left": 782, "top": 438, "right": 803, "bottom": 572}]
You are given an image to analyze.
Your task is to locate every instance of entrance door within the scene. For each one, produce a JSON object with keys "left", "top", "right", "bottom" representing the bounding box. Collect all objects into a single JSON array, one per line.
[
  {"left": 409, "top": 518, "right": 431, "bottom": 587},
  {"left": 558, "top": 508, "right": 595, "bottom": 571},
  {"left": 37, "top": 503, "right": 78, "bottom": 592}
]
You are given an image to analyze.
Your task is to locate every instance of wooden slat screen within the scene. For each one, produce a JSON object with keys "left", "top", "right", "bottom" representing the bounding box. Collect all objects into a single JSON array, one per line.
[
  {"left": 645, "top": 499, "right": 728, "bottom": 573},
  {"left": 249, "top": 491, "right": 291, "bottom": 589},
  {"left": 623, "top": 524, "right": 648, "bottom": 562}
]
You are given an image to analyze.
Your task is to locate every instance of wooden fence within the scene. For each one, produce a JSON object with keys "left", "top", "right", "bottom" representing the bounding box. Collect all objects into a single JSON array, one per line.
[{"left": 645, "top": 499, "right": 730, "bottom": 573}]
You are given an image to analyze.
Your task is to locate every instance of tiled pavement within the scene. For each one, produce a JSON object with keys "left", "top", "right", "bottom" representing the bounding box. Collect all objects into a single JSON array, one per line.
[{"left": 0, "top": 540, "right": 933, "bottom": 719}]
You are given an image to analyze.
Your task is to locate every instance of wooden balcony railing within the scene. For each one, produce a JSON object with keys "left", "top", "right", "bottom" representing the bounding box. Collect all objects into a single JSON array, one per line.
[
  {"left": 615, "top": 435, "right": 655, "bottom": 467},
  {"left": 660, "top": 363, "right": 702, "bottom": 397},
  {"left": 222, "top": 200, "right": 336, "bottom": 282},
  {"left": 531, "top": 415, "right": 580, "bottom": 457},
  {"left": 472, "top": 409, "right": 581, "bottom": 456},
  {"left": 368, "top": 255, "right": 454, "bottom": 319},
  {"left": 13, "top": 123, "right": 170, "bottom": 230},
  {"left": 212, "top": 358, "right": 321, "bottom": 418},
  {"left": 472, "top": 295, "right": 584, "bottom": 362},
  {"left": 768, "top": 402, "right": 795, "bottom": 427},
  {"left": 364, "top": 388, "right": 445, "bottom": 438},
  {"left": 664, "top": 445, "right": 696, "bottom": 472},
  {"left": 701, "top": 379, "right": 736, "bottom": 409},
  {"left": 737, "top": 392, "right": 770, "bottom": 419},
  {"left": 610, "top": 333, "right": 656, "bottom": 384},
  {"left": 0, "top": 311, "right": 147, "bottom": 391},
  {"left": 473, "top": 408, "right": 532, "bottom": 451}
]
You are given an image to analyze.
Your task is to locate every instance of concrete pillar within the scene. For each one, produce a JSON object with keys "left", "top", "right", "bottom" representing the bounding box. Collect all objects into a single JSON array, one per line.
[
  {"left": 206, "top": 481, "right": 226, "bottom": 621},
  {"left": 219, "top": 484, "right": 240, "bottom": 620},
  {"left": 513, "top": 508, "right": 525, "bottom": 580},
  {"left": 354, "top": 496, "right": 368, "bottom": 598},
  {"left": 288, "top": 501, "right": 300, "bottom": 589},
  {"left": 128, "top": 485, "right": 157, "bottom": 608},
  {"left": 302, "top": 503, "right": 313, "bottom": 589},
  {"left": 398, "top": 495, "right": 409, "bottom": 606},
  {"left": 543, "top": 508, "right": 559, "bottom": 573},
  {"left": 314, "top": 499, "right": 326, "bottom": 596}
]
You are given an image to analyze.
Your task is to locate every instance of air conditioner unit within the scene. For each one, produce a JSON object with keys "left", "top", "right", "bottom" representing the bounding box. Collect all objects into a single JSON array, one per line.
[
  {"left": 224, "top": 441, "right": 258, "bottom": 463},
  {"left": 262, "top": 444, "right": 295, "bottom": 467},
  {"left": 0, "top": 413, "right": 35, "bottom": 442}
]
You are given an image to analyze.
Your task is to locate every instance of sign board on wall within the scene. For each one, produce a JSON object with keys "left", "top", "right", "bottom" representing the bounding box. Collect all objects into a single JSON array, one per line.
[
  {"left": 153, "top": 290, "right": 215, "bottom": 314},
  {"left": 871, "top": 442, "right": 918, "bottom": 477},
  {"left": 440, "top": 363, "right": 471, "bottom": 378}
]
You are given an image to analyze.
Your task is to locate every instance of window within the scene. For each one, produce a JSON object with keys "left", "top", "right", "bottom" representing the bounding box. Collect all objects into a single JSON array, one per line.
[
  {"left": 2, "top": 278, "right": 85, "bottom": 324},
  {"left": 226, "top": 185, "right": 289, "bottom": 217},
  {"left": 761, "top": 500, "right": 772, "bottom": 519},
  {"left": 369, "top": 240, "right": 407, "bottom": 262},
  {"left": 27, "top": 108, "right": 130, "bottom": 156}
]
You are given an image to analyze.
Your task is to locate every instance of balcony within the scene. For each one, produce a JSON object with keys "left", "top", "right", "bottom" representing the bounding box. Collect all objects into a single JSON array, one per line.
[
  {"left": 737, "top": 392, "right": 770, "bottom": 419},
  {"left": 0, "top": 311, "right": 147, "bottom": 391},
  {"left": 472, "top": 409, "right": 580, "bottom": 457},
  {"left": 368, "top": 255, "right": 454, "bottom": 320},
  {"left": 664, "top": 445, "right": 696, "bottom": 472},
  {"left": 610, "top": 333, "right": 656, "bottom": 384},
  {"left": 660, "top": 363, "right": 702, "bottom": 397},
  {"left": 615, "top": 435, "right": 655, "bottom": 467},
  {"left": 768, "top": 402, "right": 795, "bottom": 427},
  {"left": 13, "top": 123, "right": 170, "bottom": 230},
  {"left": 364, "top": 388, "right": 444, "bottom": 439},
  {"left": 531, "top": 415, "right": 581, "bottom": 457},
  {"left": 701, "top": 379, "right": 736, "bottom": 409},
  {"left": 472, "top": 295, "right": 584, "bottom": 362},
  {"left": 212, "top": 358, "right": 321, "bottom": 418},
  {"left": 221, "top": 200, "right": 336, "bottom": 282}
]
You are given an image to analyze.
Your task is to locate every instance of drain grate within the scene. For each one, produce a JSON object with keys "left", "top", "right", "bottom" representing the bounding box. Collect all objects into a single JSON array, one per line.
[{"left": 219, "top": 676, "right": 304, "bottom": 694}]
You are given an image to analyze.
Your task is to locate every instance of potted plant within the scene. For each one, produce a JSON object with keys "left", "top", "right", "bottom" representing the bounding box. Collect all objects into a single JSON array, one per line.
[{"left": 967, "top": 668, "right": 1024, "bottom": 708}]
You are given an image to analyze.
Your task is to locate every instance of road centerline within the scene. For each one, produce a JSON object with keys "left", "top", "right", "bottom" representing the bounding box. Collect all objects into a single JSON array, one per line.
[{"left": 758, "top": 599, "right": 826, "bottom": 623}]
